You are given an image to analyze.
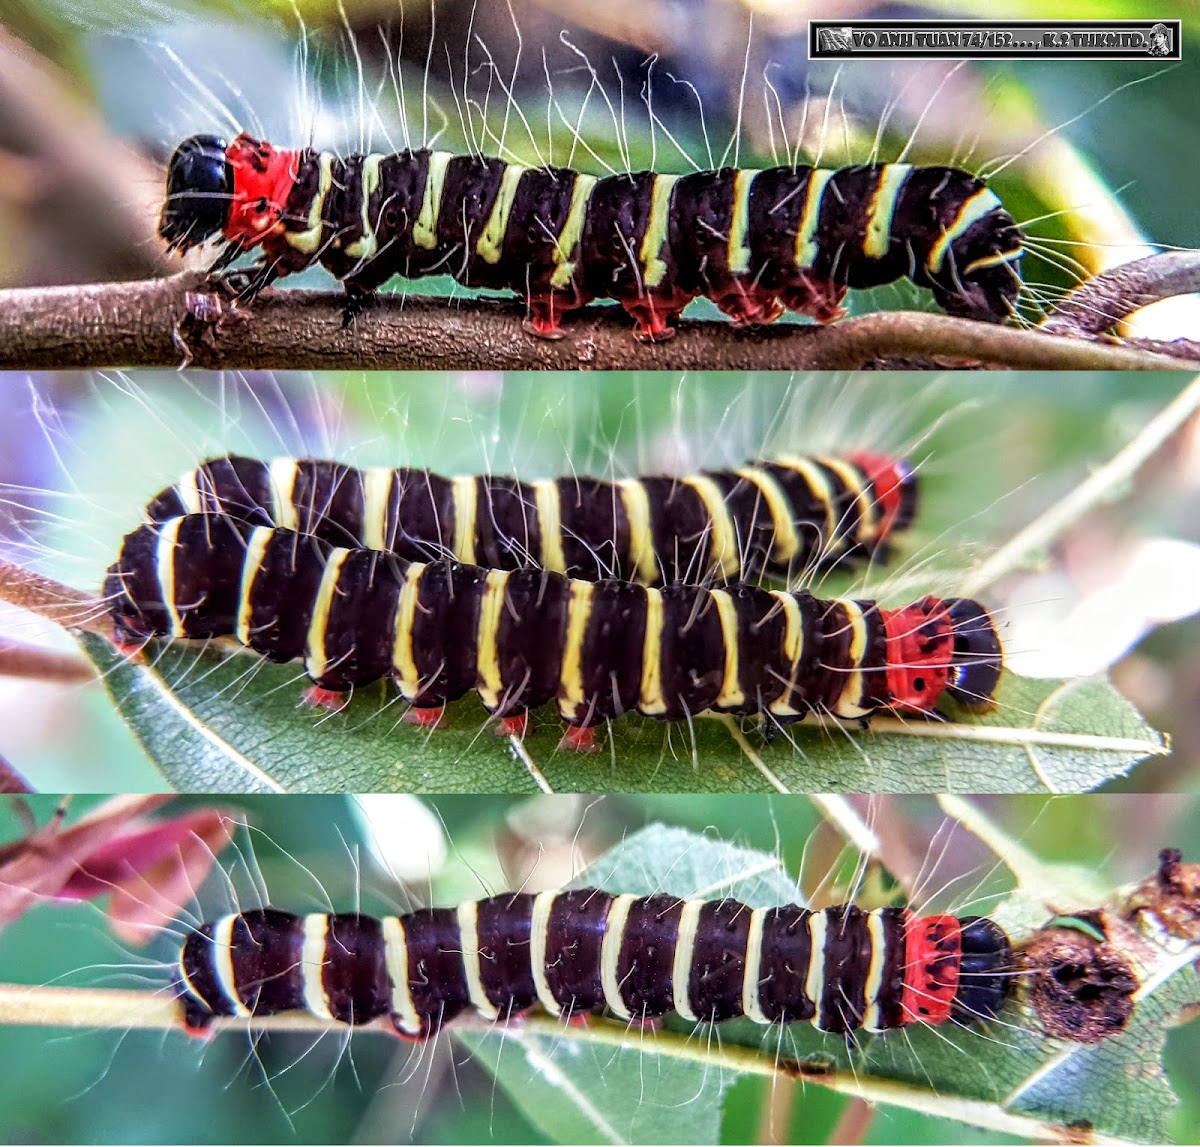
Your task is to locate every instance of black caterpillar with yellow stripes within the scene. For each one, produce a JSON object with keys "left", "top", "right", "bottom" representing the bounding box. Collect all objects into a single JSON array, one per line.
[
  {"left": 176, "top": 894, "right": 1012, "bottom": 1038},
  {"left": 143, "top": 449, "right": 917, "bottom": 584},
  {"left": 159, "top": 133, "right": 1024, "bottom": 339},
  {"left": 104, "top": 513, "right": 1002, "bottom": 749}
]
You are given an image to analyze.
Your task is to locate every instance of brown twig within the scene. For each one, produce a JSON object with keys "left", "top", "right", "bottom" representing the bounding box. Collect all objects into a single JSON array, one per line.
[
  {"left": 0, "top": 271, "right": 1195, "bottom": 372},
  {"left": 0, "top": 638, "right": 95, "bottom": 685},
  {"left": 0, "top": 559, "right": 108, "bottom": 636},
  {"left": 0, "top": 756, "right": 34, "bottom": 794},
  {"left": 1040, "top": 250, "right": 1200, "bottom": 339}
]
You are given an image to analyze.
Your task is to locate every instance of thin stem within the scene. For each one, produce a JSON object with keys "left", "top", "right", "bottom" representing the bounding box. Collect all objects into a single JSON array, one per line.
[
  {"left": 0, "top": 983, "right": 1140, "bottom": 1145},
  {"left": 0, "top": 638, "right": 95, "bottom": 685},
  {"left": 0, "top": 559, "right": 109, "bottom": 637},
  {"left": 962, "top": 372, "right": 1200, "bottom": 594},
  {"left": 0, "top": 273, "right": 1195, "bottom": 372}
]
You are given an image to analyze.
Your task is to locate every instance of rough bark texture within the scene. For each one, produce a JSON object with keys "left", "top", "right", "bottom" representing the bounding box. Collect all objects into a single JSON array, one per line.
[{"left": 0, "top": 266, "right": 1197, "bottom": 372}]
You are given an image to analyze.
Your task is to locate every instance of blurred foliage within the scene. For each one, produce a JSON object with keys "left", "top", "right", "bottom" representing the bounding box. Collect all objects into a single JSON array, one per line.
[{"left": 0, "top": 792, "right": 1197, "bottom": 1143}]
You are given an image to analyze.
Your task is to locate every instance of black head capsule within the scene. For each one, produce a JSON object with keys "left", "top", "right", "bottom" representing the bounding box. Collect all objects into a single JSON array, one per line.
[
  {"left": 159, "top": 134, "right": 233, "bottom": 252},
  {"left": 942, "top": 597, "right": 1004, "bottom": 709},
  {"left": 951, "top": 915, "right": 1013, "bottom": 1023}
]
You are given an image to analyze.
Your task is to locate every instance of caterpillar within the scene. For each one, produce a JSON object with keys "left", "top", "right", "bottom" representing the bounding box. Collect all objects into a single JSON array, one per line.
[
  {"left": 160, "top": 132, "right": 1024, "bottom": 340},
  {"left": 175, "top": 894, "right": 1013, "bottom": 1039},
  {"left": 103, "top": 513, "right": 1003, "bottom": 747},
  {"left": 142, "top": 449, "right": 917, "bottom": 585}
]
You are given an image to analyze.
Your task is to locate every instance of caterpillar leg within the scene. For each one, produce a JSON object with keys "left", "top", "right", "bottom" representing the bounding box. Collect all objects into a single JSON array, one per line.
[
  {"left": 302, "top": 685, "right": 347, "bottom": 712},
  {"left": 522, "top": 291, "right": 590, "bottom": 340},
  {"left": 403, "top": 705, "right": 447, "bottom": 729},
  {"left": 559, "top": 724, "right": 600, "bottom": 753},
  {"left": 621, "top": 286, "right": 695, "bottom": 343},
  {"left": 216, "top": 260, "right": 281, "bottom": 305},
  {"left": 709, "top": 282, "right": 785, "bottom": 328},
  {"left": 341, "top": 283, "right": 379, "bottom": 328},
  {"left": 779, "top": 275, "right": 847, "bottom": 324},
  {"left": 494, "top": 712, "right": 530, "bottom": 738}
]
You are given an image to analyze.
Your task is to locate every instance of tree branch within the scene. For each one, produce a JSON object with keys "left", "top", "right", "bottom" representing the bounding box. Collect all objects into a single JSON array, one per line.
[
  {"left": 1040, "top": 250, "right": 1200, "bottom": 338},
  {"left": 0, "top": 559, "right": 108, "bottom": 637},
  {"left": 0, "top": 269, "right": 1196, "bottom": 372},
  {"left": 0, "top": 638, "right": 95, "bottom": 685}
]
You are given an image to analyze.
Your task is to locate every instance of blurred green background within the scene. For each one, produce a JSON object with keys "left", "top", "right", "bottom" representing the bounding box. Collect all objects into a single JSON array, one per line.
[
  {"left": 2, "top": 369, "right": 1198, "bottom": 791},
  {"left": 0, "top": 792, "right": 1197, "bottom": 1144}
]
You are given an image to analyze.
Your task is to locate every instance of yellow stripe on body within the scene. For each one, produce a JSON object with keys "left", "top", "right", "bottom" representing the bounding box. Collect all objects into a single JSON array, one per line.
[
  {"left": 862, "top": 164, "right": 911, "bottom": 260},
  {"left": 926, "top": 186, "right": 1003, "bottom": 273},
  {"left": 683, "top": 474, "right": 740, "bottom": 579},
  {"left": 733, "top": 467, "right": 800, "bottom": 564},
  {"left": 450, "top": 475, "right": 478, "bottom": 565},
  {"left": 766, "top": 591, "right": 805, "bottom": 717},
  {"left": 816, "top": 454, "right": 875, "bottom": 544},
  {"left": 457, "top": 901, "right": 499, "bottom": 1020},
  {"left": 382, "top": 915, "right": 423, "bottom": 1036},
  {"left": 550, "top": 173, "right": 597, "bottom": 289},
  {"left": 862, "top": 909, "right": 888, "bottom": 1033},
  {"left": 304, "top": 547, "right": 351, "bottom": 682},
  {"left": 285, "top": 152, "right": 335, "bottom": 254},
  {"left": 211, "top": 914, "right": 251, "bottom": 1017},
  {"left": 361, "top": 466, "right": 394, "bottom": 551},
  {"left": 599, "top": 894, "right": 638, "bottom": 1019},
  {"left": 392, "top": 562, "right": 426, "bottom": 701},
  {"left": 727, "top": 169, "right": 759, "bottom": 274},
  {"left": 154, "top": 516, "right": 184, "bottom": 637},
  {"left": 617, "top": 479, "right": 658, "bottom": 585},
  {"left": 176, "top": 468, "right": 202, "bottom": 514},
  {"left": 639, "top": 174, "right": 680, "bottom": 288},
  {"left": 774, "top": 455, "right": 837, "bottom": 544},
  {"left": 708, "top": 589, "right": 744, "bottom": 710},
  {"left": 412, "top": 150, "right": 453, "bottom": 250},
  {"left": 671, "top": 900, "right": 706, "bottom": 1021},
  {"left": 795, "top": 169, "right": 834, "bottom": 268},
  {"left": 638, "top": 587, "right": 667, "bottom": 716},
  {"left": 475, "top": 569, "right": 510, "bottom": 711},
  {"left": 477, "top": 164, "right": 528, "bottom": 264},
  {"left": 742, "top": 907, "right": 770, "bottom": 1024},
  {"left": 529, "top": 891, "right": 561, "bottom": 1016},
  {"left": 235, "top": 525, "right": 273, "bottom": 646},
  {"left": 963, "top": 247, "right": 1023, "bottom": 276},
  {"left": 300, "top": 914, "right": 333, "bottom": 1020},
  {"left": 830, "top": 598, "right": 871, "bottom": 719},
  {"left": 556, "top": 580, "right": 594, "bottom": 722},
  {"left": 268, "top": 458, "right": 300, "bottom": 532},
  {"left": 805, "top": 910, "right": 827, "bottom": 1028},
  {"left": 344, "top": 153, "right": 382, "bottom": 260},
  {"left": 533, "top": 480, "right": 567, "bottom": 573}
]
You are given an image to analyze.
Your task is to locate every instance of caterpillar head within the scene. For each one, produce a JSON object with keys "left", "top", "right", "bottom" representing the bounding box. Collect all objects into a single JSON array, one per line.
[
  {"left": 847, "top": 451, "right": 918, "bottom": 545},
  {"left": 159, "top": 134, "right": 234, "bottom": 252},
  {"left": 932, "top": 212, "right": 1025, "bottom": 324},
  {"left": 881, "top": 595, "right": 1002, "bottom": 713},
  {"left": 951, "top": 915, "right": 1013, "bottom": 1023}
]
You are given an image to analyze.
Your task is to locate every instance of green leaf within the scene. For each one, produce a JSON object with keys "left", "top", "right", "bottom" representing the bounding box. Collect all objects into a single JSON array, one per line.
[
  {"left": 454, "top": 822, "right": 1199, "bottom": 1146},
  {"left": 78, "top": 632, "right": 1164, "bottom": 794}
]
